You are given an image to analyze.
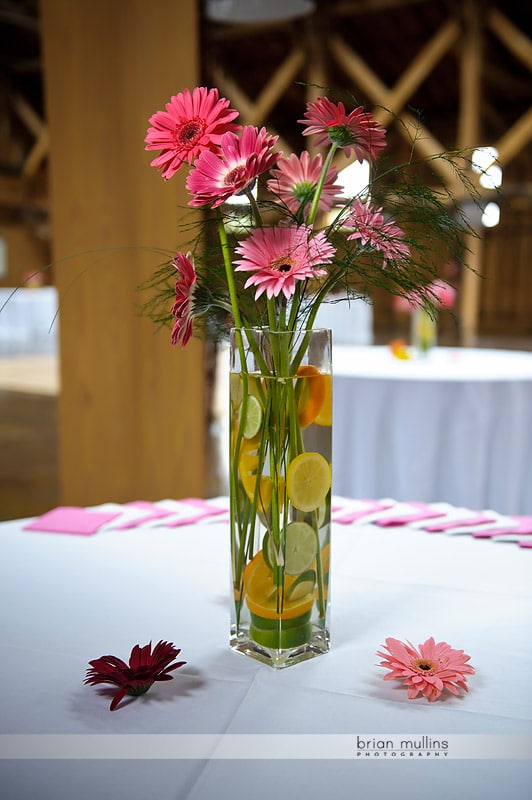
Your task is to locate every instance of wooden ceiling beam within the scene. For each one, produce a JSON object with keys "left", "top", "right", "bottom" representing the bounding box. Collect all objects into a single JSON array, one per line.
[
  {"left": 372, "top": 18, "right": 459, "bottom": 128},
  {"left": 245, "top": 47, "right": 306, "bottom": 127},
  {"left": 496, "top": 106, "right": 532, "bottom": 167},
  {"left": 210, "top": 64, "right": 293, "bottom": 154},
  {"left": 10, "top": 93, "right": 49, "bottom": 179},
  {"left": 330, "top": 33, "right": 461, "bottom": 189},
  {"left": 487, "top": 8, "right": 532, "bottom": 72}
]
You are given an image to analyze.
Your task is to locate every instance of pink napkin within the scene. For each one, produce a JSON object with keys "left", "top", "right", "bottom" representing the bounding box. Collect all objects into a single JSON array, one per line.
[
  {"left": 472, "top": 516, "right": 532, "bottom": 538},
  {"left": 373, "top": 502, "right": 447, "bottom": 527},
  {"left": 421, "top": 513, "right": 498, "bottom": 532},
  {"left": 162, "top": 498, "right": 228, "bottom": 527},
  {"left": 333, "top": 500, "right": 395, "bottom": 524},
  {"left": 23, "top": 506, "right": 121, "bottom": 536},
  {"left": 112, "top": 501, "right": 175, "bottom": 529}
]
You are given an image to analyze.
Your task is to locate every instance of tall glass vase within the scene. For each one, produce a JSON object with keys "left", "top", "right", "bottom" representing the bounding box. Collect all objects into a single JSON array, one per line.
[{"left": 229, "top": 327, "right": 332, "bottom": 668}]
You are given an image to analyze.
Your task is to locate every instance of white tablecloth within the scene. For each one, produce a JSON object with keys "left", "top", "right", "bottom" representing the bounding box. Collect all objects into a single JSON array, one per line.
[
  {"left": 0, "top": 500, "right": 531, "bottom": 799},
  {"left": 332, "top": 346, "right": 532, "bottom": 514}
]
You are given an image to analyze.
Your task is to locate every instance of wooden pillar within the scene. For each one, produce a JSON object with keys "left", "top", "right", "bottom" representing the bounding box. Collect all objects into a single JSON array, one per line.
[
  {"left": 40, "top": 0, "right": 207, "bottom": 505},
  {"left": 457, "top": 0, "right": 484, "bottom": 347}
]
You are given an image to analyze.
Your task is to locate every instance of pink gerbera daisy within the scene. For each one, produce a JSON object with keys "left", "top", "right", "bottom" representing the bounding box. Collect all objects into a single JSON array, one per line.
[
  {"left": 186, "top": 126, "right": 280, "bottom": 208},
  {"left": 170, "top": 251, "right": 197, "bottom": 347},
  {"left": 393, "top": 279, "right": 457, "bottom": 313},
  {"left": 145, "top": 87, "right": 240, "bottom": 180},
  {"left": 266, "top": 151, "right": 343, "bottom": 215},
  {"left": 85, "top": 640, "right": 186, "bottom": 711},
  {"left": 377, "top": 637, "right": 475, "bottom": 702},
  {"left": 299, "top": 97, "right": 386, "bottom": 162},
  {"left": 428, "top": 279, "right": 457, "bottom": 309},
  {"left": 344, "top": 199, "right": 410, "bottom": 265},
  {"left": 235, "top": 225, "right": 335, "bottom": 300}
]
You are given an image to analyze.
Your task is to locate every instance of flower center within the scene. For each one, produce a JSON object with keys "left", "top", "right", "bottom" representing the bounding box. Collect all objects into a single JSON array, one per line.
[
  {"left": 224, "top": 164, "right": 248, "bottom": 188},
  {"left": 413, "top": 658, "right": 437, "bottom": 674},
  {"left": 176, "top": 118, "right": 205, "bottom": 148}
]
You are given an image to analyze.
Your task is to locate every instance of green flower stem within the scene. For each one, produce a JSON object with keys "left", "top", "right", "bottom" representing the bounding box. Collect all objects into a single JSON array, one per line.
[
  {"left": 306, "top": 143, "right": 338, "bottom": 228},
  {"left": 245, "top": 186, "right": 263, "bottom": 228},
  {"left": 216, "top": 211, "right": 244, "bottom": 331}
]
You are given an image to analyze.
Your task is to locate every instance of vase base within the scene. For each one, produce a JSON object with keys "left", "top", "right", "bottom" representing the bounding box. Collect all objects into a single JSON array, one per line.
[{"left": 230, "top": 626, "right": 330, "bottom": 669}]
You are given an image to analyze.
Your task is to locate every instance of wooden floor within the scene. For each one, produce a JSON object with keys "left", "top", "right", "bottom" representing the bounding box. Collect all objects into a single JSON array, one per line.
[{"left": 2, "top": 332, "right": 532, "bottom": 522}]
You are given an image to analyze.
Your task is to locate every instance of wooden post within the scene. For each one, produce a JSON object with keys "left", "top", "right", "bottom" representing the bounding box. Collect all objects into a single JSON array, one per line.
[
  {"left": 457, "top": 0, "right": 483, "bottom": 347},
  {"left": 40, "top": 0, "right": 207, "bottom": 505}
]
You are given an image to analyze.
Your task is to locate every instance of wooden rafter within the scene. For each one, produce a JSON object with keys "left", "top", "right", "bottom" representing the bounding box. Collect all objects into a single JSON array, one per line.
[
  {"left": 10, "top": 93, "right": 49, "bottom": 179},
  {"left": 210, "top": 63, "right": 294, "bottom": 155},
  {"left": 330, "top": 33, "right": 462, "bottom": 190},
  {"left": 488, "top": 8, "right": 532, "bottom": 72}
]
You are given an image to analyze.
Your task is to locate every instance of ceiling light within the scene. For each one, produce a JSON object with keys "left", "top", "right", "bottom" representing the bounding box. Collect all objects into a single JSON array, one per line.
[
  {"left": 206, "top": 0, "right": 316, "bottom": 24},
  {"left": 479, "top": 164, "right": 502, "bottom": 190},
  {"left": 472, "top": 146, "right": 498, "bottom": 175},
  {"left": 481, "top": 202, "right": 500, "bottom": 228}
]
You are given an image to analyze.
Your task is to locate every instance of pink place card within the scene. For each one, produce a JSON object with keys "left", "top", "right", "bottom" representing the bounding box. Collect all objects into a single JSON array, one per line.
[
  {"left": 373, "top": 502, "right": 447, "bottom": 527},
  {"left": 112, "top": 501, "right": 176, "bottom": 529},
  {"left": 23, "top": 506, "right": 122, "bottom": 536},
  {"left": 472, "top": 516, "right": 532, "bottom": 538},
  {"left": 333, "top": 500, "right": 396, "bottom": 524},
  {"left": 421, "top": 512, "right": 498, "bottom": 533},
  {"left": 162, "top": 498, "right": 228, "bottom": 527}
]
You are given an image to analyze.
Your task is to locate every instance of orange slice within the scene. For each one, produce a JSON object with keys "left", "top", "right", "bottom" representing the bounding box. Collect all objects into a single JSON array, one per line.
[
  {"left": 296, "top": 365, "right": 326, "bottom": 428},
  {"left": 314, "top": 374, "right": 332, "bottom": 426},
  {"left": 243, "top": 551, "right": 315, "bottom": 620}
]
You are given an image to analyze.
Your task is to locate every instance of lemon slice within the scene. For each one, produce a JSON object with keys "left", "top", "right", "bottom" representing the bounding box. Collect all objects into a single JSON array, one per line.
[
  {"left": 287, "top": 452, "right": 331, "bottom": 513},
  {"left": 238, "top": 394, "right": 262, "bottom": 439}
]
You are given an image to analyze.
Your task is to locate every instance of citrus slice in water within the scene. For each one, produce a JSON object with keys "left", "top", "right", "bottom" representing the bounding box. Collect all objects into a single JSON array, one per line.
[
  {"left": 283, "top": 521, "right": 317, "bottom": 574},
  {"left": 243, "top": 551, "right": 315, "bottom": 620},
  {"left": 285, "top": 569, "right": 316, "bottom": 601},
  {"left": 314, "top": 374, "right": 332, "bottom": 426},
  {"left": 238, "top": 394, "right": 262, "bottom": 439},
  {"left": 263, "top": 521, "right": 316, "bottom": 574},
  {"left": 296, "top": 365, "right": 326, "bottom": 428},
  {"left": 286, "top": 452, "right": 331, "bottom": 513}
]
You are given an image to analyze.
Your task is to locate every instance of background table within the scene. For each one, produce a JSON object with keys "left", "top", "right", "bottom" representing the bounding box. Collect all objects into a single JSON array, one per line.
[
  {"left": 1, "top": 501, "right": 531, "bottom": 799},
  {"left": 332, "top": 346, "right": 532, "bottom": 515}
]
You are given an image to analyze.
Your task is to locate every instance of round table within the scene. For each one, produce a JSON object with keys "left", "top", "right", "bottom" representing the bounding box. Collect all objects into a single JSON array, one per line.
[{"left": 332, "top": 345, "right": 532, "bottom": 514}]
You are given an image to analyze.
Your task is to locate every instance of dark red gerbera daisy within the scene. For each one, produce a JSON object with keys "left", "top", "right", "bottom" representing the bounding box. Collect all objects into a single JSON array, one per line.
[{"left": 85, "top": 640, "right": 186, "bottom": 711}]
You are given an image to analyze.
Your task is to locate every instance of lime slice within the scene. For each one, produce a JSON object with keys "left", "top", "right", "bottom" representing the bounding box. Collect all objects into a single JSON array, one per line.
[
  {"left": 285, "top": 569, "right": 316, "bottom": 601},
  {"left": 238, "top": 394, "right": 262, "bottom": 439},
  {"left": 262, "top": 531, "right": 277, "bottom": 569},
  {"left": 286, "top": 452, "right": 331, "bottom": 513},
  {"left": 283, "top": 521, "right": 317, "bottom": 574}
]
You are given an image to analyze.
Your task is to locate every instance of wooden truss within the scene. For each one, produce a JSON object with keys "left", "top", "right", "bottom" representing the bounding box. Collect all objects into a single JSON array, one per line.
[{"left": 207, "top": 0, "right": 532, "bottom": 344}]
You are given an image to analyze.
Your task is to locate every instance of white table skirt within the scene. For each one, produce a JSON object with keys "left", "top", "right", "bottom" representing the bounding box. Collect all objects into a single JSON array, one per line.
[
  {"left": 332, "top": 346, "right": 532, "bottom": 514},
  {"left": 0, "top": 500, "right": 531, "bottom": 799}
]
